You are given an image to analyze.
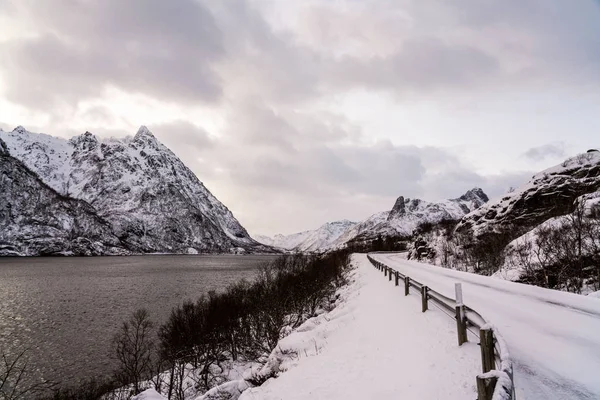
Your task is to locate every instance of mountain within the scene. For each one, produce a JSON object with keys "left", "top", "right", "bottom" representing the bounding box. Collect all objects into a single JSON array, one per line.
[
  {"left": 257, "top": 189, "right": 488, "bottom": 252},
  {"left": 0, "top": 126, "right": 274, "bottom": 255},
  {"left": 0, "top": 138, "right": 128, "bottom": 256},
  {"left": 255, "top": 220, "right": 357, "bottom": 252},
  {"left": 336, "top": 188, "right": 489, "bottom": 246},
  {"left": 456, "top": 150, "right": 600, "bottom": 240}
]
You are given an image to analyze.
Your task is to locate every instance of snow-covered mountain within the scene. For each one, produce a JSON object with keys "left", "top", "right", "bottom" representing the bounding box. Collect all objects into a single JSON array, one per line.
[
  {"left": 257, "top": 189, "right": 488, "bottom": 252},
  {"left": 457, "top": 150, "right": 600, "bottom": 239},
  {"left": 255, "top": 220, "right": 357, "bottom": 252},
  {"left": 334, "top": 188, "right": 489, "bottom": 247},
  {"left": 0, "top": 126, "right": 274, "bottom": 255},
  {"left": 0, "top": 137, "right": 128, "bottom": 255}
]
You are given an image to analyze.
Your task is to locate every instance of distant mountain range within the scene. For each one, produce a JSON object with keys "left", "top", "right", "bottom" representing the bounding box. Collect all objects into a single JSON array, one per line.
[
  {"left": 255, "top": 220, "right": 358, "bottom": 252},
  {"left": 0, "top": 126, "right": 274, "bottom": 256},
  {"left": 256, "top": 188, "right": 489, "bottom": 252}
]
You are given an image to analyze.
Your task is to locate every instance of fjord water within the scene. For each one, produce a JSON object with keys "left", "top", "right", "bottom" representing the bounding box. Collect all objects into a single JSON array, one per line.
[{"left": 0, "top": 255, "right": 273, "bottom": 389}]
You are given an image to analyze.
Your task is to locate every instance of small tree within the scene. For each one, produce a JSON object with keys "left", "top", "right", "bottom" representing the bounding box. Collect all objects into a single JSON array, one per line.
[
  {"left": 112, "top": 309, "right": 155, "bottom": 394},
  {"left": 0, "top": 348, "right": 54, "bottom": 399}
]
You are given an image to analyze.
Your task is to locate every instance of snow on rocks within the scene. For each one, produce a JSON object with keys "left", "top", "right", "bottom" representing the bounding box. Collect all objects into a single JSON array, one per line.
[
  {"left": 258, "top": 188, "right": 488, "bottom": 253},
  {"left": 457, "top": 150, "right": 600, "bottom": 238},
  {"left": 255, "top": 220, "right": 358, "bottom": 252},
  {"left": 0, "top": 126, "right": 274, "bottom": 255}
]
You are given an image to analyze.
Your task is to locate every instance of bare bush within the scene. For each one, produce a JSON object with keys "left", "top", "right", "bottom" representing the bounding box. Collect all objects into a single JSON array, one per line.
[
  {"left": 0, "top": 348, "right": 55, "bottom": 400},
  {"left": 112, "top": 309, "right": 155, "bottom": 395}
]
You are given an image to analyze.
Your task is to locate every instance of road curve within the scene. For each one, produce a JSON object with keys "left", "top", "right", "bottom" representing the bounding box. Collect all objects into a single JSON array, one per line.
[{"left": 371, "top": 253, "right": 600, "bottom": 400}]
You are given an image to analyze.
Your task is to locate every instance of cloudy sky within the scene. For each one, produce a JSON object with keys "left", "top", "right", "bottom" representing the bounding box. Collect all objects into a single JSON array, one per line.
[{"left": 1, "top": 0, "right": 599, "bottom": 236}]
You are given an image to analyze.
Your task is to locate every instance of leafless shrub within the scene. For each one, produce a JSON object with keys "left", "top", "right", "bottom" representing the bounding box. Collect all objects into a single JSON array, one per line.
[
  {"left": 112, "top": 309, "right": 155, "bottom": 395},
  {"left": 0, "top": 348, "right": 55, "bottom": 400}
]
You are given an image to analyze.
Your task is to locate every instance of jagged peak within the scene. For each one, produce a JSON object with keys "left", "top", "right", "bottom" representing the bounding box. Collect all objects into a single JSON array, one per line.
[
  {"left": 388, "top": 196, "right": 406, "bottom": 220},
  {"left": 134, "top": 125, "right": 157, "bottom": 142},
  {"left": 13, "top": 125, "right": 27, "bottom": 134},
  {"left": 68, "top": 131, "right": 99, "bottom": 150},
  {"left": 458, "top": 187, "right": 489, "bottom": 203}
]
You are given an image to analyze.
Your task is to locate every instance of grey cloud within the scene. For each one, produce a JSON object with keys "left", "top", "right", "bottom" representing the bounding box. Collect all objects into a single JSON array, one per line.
[
  {"left": 3, "top": 0, "right": 599, "bottom": 112},
  {"left": 176, "top": 103, "right": 525, "bottom": 234},
  {"left": 329, "top": 38, "right": 501, "bottom": 94},
  {"left": 523, "top": 143, "right": 566, "bottom": 162},
  {"left": 0, "top": 0, "right": 224, "bottom": 109}
]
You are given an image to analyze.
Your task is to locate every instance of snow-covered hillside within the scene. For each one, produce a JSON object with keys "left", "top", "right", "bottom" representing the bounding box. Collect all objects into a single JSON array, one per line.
[
  {"left": 0, "top": 138, "right": 128, "bottom": 256},
  {"left": 257, "top": 189, "right": 488, "bottom": 253},
  {"left": 255, "top": 220, "right": 357, "bottom": 252},
  {"left": 495, "top": 191, "right": 600, "bottom": 292},
  {"left": 457, "top": 150, "right": 600, "bottom": 238},
  {"left": 0, "top": 126, "right": 274, "bottom": 255},
  {"left": 333, "top": 188, "right": 488, "bottom": 248}
]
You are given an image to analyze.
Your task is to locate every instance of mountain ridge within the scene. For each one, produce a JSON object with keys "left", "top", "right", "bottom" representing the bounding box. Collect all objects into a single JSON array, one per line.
[
  {"left": 256, "top": 188, "right": 488, "bottom": 252},
  {"left": 0, "top": 126, "right": 275, "bottom": 255}
]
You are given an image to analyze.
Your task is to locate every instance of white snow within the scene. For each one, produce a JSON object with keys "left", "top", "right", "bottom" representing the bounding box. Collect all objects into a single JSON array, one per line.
[
  {"left": 587, "top": 290, "right": 600, "bottom": 298},
  {"left": 132, "top": 389, "right": 167, "bottom": 400},
  {"left": 255, "top": 220, "right": 357, "bottom": 252},
  {"left": 372, "top": 252, "right": 600, "bottom": 399},
  {"left": 238, "top": 254, "right": 480, "bottom": 400}
]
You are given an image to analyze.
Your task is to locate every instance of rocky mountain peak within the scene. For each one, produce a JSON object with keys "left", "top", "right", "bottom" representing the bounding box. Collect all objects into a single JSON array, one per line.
[
  {"left": 133, "top": 126, "right": 158, "bottom": 146},
  {"left": 458, "top": 188, "right": 489, "bottom": 205},
  {"left": 388, "top": 196, "right": 406, "bottom": 220},
  {"left": 69, "top": 131, "right": 99, "bottom": 151},
  {"left": 12, "top": 126, "right": 27, "bottom": 134}
]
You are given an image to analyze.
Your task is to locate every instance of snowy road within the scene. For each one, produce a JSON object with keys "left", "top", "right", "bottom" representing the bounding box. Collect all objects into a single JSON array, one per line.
[{"left": 371, "top": 253, "right": 600, "bottom": 400}]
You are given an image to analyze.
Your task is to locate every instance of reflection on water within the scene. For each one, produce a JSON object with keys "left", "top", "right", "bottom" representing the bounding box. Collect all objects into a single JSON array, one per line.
[{"left": 0, "top": 255, "right": 273, "bottom": 389}]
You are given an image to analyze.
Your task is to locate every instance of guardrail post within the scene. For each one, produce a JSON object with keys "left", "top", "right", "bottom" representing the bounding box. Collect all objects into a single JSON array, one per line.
[
  {"left": 421, "top": 286, "right": 428, "bottom": 312},
  {"left": 394, "top": 271, "right": 399, "bottom": 286},
  {"left": 476, "top": 374, "right": 497, "bottom": 400},
  {"left": 454, "top": 284, "right": 468, "bottom": 346},
  {"left": 480, "top": 327, "right": 495, "bottom": 373},
  {"left": 404, "top": 276, "right": 410, "bottom": 296},
  {"left": 388, "top": 269, "right": 392, "bottom": 282},
  {"left": 455, "top": 305, "right": 468, "bottom": 345},
  {"left": 384, "top": 266, "right": 387, "bottom": 277}
]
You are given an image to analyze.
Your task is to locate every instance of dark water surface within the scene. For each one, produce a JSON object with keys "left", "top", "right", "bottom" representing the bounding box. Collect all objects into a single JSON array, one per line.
[{"left": 0, "top": 255, "right": 274, "bottom": 389}]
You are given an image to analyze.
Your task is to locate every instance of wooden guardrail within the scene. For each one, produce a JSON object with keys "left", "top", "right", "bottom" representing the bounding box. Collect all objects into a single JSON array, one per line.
[{"left": 367, "top": 254, "right": 515, "bottom": 400}]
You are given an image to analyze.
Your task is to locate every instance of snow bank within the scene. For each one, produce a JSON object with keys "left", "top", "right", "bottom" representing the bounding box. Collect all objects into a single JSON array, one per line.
[
  {"left": 239, "top": 254, "right": 480, "bottom": 400},
  {"left": 375, "top": 253, "right": 600, "bottom": 399},
  {"left": 132, "top": 389, "right": 166, "bottom": 400}
]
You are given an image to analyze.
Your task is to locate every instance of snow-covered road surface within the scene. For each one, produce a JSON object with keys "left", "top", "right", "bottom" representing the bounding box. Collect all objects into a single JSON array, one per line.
[
  {"left": 372, "top": 253, "right": 600, "bottom": 400},
  {"left": 240, "top": 254, "right": 481, "bottom": 400}
]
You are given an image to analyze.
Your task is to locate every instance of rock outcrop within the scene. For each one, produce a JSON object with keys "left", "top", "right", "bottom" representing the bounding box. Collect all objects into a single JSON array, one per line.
[{"left": 456, "top": 151, "right": 600, "bottom": 240}]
